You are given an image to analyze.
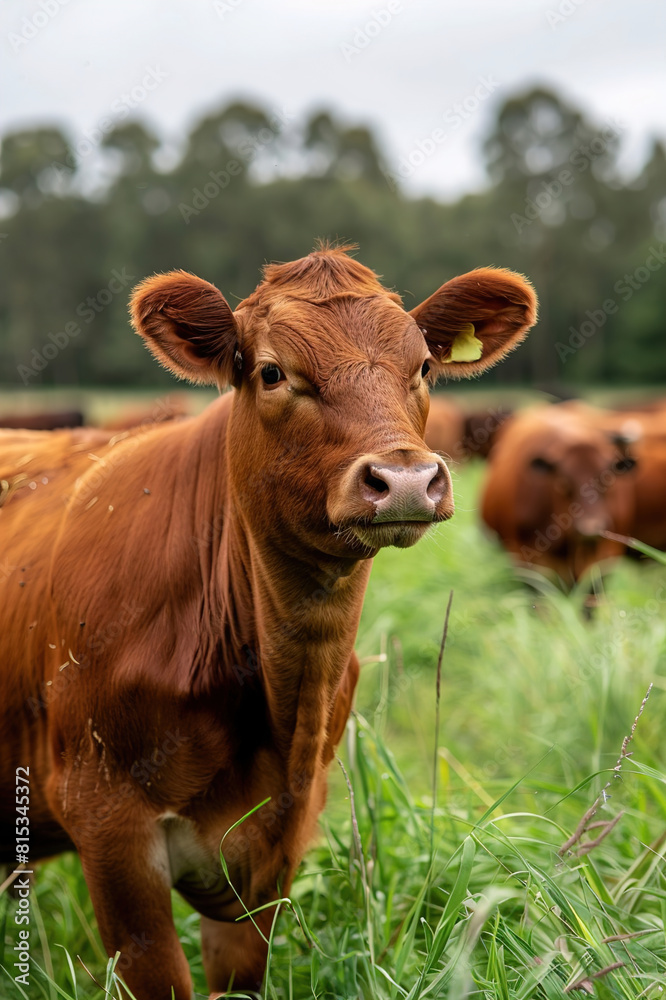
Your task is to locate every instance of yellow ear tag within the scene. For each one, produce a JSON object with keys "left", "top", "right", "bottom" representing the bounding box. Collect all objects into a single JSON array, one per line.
[{"left": 444, "top": 322, "right": 483, "bottom": 363}]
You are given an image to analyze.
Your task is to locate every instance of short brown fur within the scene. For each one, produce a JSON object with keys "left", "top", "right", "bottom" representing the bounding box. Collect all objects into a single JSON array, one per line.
[{"left": 0, "top": 248, "right": 536, "bottom": 998}]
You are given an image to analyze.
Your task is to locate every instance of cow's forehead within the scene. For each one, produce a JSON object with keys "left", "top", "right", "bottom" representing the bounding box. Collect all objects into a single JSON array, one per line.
[
  {"left": 233, "top": 248, "right": 428, "bottom": 376},
  {"left": 539, "top": 425, "right": 616, "bottom": 466},
  {"left": 237, "top": 294, "right": 426, "bottom": 375}
]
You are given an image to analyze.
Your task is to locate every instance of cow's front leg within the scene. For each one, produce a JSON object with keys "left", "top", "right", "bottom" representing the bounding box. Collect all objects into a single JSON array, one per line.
[
  {"left": 73, "top": 816, "right": 192, "bottom": 1000},
  {"left": 201, "top": 912, "right": 272, "bottom": 997}
]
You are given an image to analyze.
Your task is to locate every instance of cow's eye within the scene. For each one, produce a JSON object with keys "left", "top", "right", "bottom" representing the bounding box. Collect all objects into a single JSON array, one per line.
[
  {"left": 530, "top": 456, "right": 555, "bottom": 473},
  {"left": 261, "top": 364, "right": 286, "bottom": 386},
  {"left": 421, "top": 360, "right": 431, "bottom": 379},
  {"left": 612, "top": 456, "right": 636, "bottom": 474}
]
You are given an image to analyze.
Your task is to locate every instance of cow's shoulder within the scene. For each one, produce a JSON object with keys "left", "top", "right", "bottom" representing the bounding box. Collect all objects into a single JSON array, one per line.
[{"left": 45, "top": 395, "right": 236, "bottom": 694}]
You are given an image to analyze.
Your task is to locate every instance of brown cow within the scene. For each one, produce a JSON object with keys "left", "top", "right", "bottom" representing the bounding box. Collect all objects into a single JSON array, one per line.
[
  {"left": 0, "top": 248, "right": 536, "bottom": 998},
  {"left": 481, "top": 402, "right": 637, "bottom": 587},
  {"left": 460, "top": 404, "right": 513, "bottom": 459},
  {"left": 629, "top": 433, "right": 666, "bottom": 551},
  {"left": 589, "top": 403, "right": 666, "bottom": 553},
  {"left": 423, "top": 395, "right": 465, "bottom": 459},
  {"left": 551, "top": 401, "right": 666, "bottom": 556},
  {"left": 424, "top": 399, "right": 513, "bottom": 462},
  {"left": 0, "top": 408, "right": 84, "bottom": 429}
]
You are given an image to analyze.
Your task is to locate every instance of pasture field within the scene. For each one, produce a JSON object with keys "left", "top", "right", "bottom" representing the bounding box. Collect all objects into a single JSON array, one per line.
[{"left": 1, "top": 461, "right": 665, "bottom": 999}]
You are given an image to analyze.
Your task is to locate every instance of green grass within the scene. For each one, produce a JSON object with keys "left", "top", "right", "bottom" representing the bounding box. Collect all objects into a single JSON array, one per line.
[{"left": 2, "top": 462, "right": 665, "bottom": 999}]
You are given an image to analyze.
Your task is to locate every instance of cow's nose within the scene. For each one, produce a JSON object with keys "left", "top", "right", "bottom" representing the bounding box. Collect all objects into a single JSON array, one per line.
[
  {"left": 577, "top": 517, "right": 608, "bottom": 538},
  {"left": 363, "top": 462, "right": 448, "bottom": 522}
]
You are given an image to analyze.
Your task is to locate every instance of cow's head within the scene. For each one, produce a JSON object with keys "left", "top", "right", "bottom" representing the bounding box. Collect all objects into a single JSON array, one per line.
[
  {"left": 131, "top": 248, "right": 536, "bottom": 558},
  {"left": 524, "top": 420, "right": 637, "bottom": 543}
]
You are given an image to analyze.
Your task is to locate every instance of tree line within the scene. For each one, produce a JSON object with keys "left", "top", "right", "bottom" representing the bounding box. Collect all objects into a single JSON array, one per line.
[{"left": 0, "top": 86, "right": 664, "bottom": 389}]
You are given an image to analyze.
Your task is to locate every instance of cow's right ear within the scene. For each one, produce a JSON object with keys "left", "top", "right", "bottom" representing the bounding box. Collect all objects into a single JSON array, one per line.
[{"left": 130, "top": 271, "right": 239, "bottom": 386}]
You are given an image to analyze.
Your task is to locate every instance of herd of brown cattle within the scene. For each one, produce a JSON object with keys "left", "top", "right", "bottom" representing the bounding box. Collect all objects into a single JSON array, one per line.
[
  {"left": 0, "top": 248, "right": 539, "bottom": 998},
  {"left": 426, "top": 395, "right": 666, "bottom": 588},
  {"left": 3, "top": 392, "right": 661, "bottom": 596}
]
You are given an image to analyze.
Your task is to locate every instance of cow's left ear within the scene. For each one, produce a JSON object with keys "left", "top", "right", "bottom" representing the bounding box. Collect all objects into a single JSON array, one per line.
[
  {"left": 130, "top": 270, "right": 239, "bottom": 386},
  {"left": 410, "top": 268, "right": 537, "bottom": 379}
]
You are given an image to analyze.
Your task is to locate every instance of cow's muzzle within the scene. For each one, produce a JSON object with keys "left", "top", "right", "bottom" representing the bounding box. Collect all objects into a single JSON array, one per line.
[
  {"left": 363, "top": 461, "right": 448, "bottom": 522},
  {"left": 575, "top": 516, "right": 610, "bottom": 539},
  {"left": 328, "top": 450, "right": 454, "bottom": 550}
]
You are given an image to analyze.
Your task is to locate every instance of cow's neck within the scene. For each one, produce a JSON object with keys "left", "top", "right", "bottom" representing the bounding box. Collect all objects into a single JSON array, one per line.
[
  {"left": 217, "top": 505, "right": 372, "bottom": 777},
  {"left": 189, "top": 397, "right": 372, "bottom": 783}
]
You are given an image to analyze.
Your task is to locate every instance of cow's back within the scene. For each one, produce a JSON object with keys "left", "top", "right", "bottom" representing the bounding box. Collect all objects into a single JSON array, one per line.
[
  {"left": 0, "top": 414, "right": 218, "bottom": 853},
  {"left": 0, "top": 426, "right": 123, "bottom": 855},
  {"left": 0, "top": 397, "right": 234, "bottom": 816},
  {"left": 0, "top": 426, "right": 117, "bottom": 692}
]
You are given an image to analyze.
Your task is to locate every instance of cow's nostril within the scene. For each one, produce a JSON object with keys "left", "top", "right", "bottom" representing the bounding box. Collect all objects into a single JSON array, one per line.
[
  {"left": 364, "top": 470, "right": 389, "bottom": 496},
  {"left": 427, "top": 469, "right": 448, "bottom": 504}
]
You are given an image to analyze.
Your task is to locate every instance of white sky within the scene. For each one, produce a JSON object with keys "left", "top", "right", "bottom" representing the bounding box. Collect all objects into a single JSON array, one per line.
[{"left": 2, "top": 0, "right": 664, "bottom": 200}]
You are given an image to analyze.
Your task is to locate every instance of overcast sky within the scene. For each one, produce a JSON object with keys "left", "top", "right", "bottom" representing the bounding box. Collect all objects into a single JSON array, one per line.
[{"left": 2, "top": 0, "right": 664, "bottom": 200}]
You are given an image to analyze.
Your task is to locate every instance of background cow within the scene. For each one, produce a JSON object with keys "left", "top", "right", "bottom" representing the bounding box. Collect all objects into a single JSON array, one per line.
[
  {"left": 424, "top": 398, "right": 513, "bottom": 463},
  {"left": 423, "top": 395, "right": 465, "bottom": 461},
  {"left": 0, "top": 248, "right": 536, "bottom": 998},
  {"left": 0, "top": 408, "right": 84, "bottom": 429},
  {"left": 460, "top": 404, "right": 514, "bottom": 460},
  {"left": 629, "top": 432, "right": 666, "bottom": 551},
  {"left": 481, "top": 401, "right": 637, "bottom": 587},
  {"left": 585, "top": 401, "right": 666, "bottom": 554}
]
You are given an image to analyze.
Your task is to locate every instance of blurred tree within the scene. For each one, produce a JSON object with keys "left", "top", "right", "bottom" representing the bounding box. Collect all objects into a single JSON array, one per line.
[
  {"left": 0, "top": 127, "right": 75, "bottom": 202},
  {"left": 304, "top": 110, "right": 386, "bottom": 183},
  {"left": 483, "top": 86, "right": 621, "bottom": 185},
  {"left": 0, "top": 90, "right": 664, "bottom": 391},
  {"left": 632, "top": 138, "right": 666, "bottom": 241},
  {"left": 102, "top": 121, "right": 160, "bottom": 176},
  {"left": 481, "top": 86, "right": 631, "bottom": 387}
]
